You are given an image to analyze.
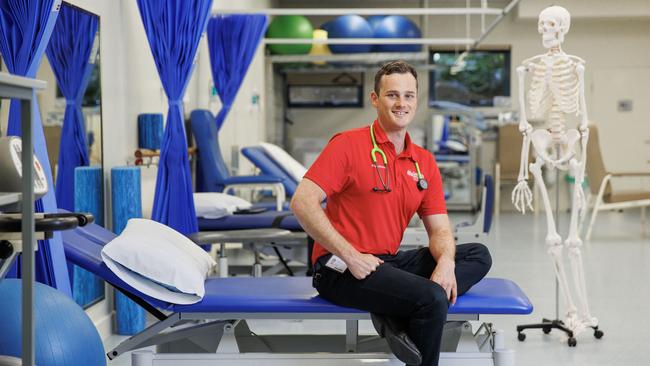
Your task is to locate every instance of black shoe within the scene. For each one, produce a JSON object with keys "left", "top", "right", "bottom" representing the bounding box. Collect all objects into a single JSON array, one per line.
[{"left": 371, "top": 313, "right": 422, "bottom": 365}]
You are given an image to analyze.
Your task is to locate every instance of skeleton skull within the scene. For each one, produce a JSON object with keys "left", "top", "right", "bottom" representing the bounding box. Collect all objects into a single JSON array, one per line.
[{"left": 538, "top": 6, "right": 571, "bottom": 49}]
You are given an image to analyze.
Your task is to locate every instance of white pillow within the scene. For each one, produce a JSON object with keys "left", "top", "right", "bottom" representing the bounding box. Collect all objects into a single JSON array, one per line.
[
  {"left": 193, "top": 192, "right": 252, "bottom": 218},
  {"left": 259, "top": 142, "right": 307, "bottom": 182},
  {"left": 101, "top": 219, "right": 216, "bottom": 304}
]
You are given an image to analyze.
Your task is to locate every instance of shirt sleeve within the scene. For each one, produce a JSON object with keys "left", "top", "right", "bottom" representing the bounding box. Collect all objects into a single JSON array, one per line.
[
  {"left": 417, "top": 153, "right": 447, "bottom": 217},
  {"left": 303, "top": 133, "right": 354, "bottom": 197}
]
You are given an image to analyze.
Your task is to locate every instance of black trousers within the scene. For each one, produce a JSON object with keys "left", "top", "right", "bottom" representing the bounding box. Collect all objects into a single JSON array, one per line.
[{"left": 312, "top": 243, "right": 492, "bottom": 366}]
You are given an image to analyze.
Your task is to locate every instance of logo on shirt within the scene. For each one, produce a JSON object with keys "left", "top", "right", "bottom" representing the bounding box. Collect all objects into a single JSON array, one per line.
[{"left": 406, "top": 170, "right": 419, "bottom": 182}]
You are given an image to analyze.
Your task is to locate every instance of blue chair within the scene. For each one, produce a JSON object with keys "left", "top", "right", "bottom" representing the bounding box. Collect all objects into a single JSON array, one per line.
[
  {"left": 454, "top": 174, "right": 494, "bottom": 243},
  {"left": 190, "top": 110, "right": 286, "bottom": 211}
]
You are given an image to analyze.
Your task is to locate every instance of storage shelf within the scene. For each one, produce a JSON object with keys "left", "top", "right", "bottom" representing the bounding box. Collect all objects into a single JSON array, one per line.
[{"left": 268, "top": 51, "right": 428, "bottom": 64}]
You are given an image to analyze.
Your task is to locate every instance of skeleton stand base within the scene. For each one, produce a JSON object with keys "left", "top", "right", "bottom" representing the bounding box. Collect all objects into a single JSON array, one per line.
[
  {"left": 517, "top": 318, "right": 572, "bottom": 346},
  {"left": 515, "top": 156, "right": 604, "bottom": 347},
  {"left": 516, "top": 319, "right": 603, "bottom": 347}
]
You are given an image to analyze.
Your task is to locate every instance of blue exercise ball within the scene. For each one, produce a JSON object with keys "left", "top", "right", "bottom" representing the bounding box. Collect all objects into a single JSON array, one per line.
[
  {"left": 374, "top": 15, "right": 422, "bottom": 52},
  {"left": 366, "top": 15, "right": 386, "bottom": 32},
  {"left": 325, "top": 15, "right": 373, "bottom": 53},
  {"left": 0, "top": 279, "right": 106, "bottom": 366}
]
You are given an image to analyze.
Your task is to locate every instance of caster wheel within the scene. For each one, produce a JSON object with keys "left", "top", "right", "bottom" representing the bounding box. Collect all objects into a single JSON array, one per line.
[
  {"left": 542, "top": 326, "right": 551, "bottom": 334},
  {"left": 594, "top": 330, "right": 604, "bottom": 339},
  {"left": 568, "top": 337, "right": 577, "bottom": 347},
  {"left": 517, "top": 333, "right": 526, "bottom": 341}
]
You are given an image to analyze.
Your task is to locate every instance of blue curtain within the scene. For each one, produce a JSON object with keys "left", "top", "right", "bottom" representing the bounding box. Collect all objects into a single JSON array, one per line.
[
  {"left": 46, "top": 4, "right": 98, "bottom": 211},
  {"left": 136, "top": 0, "right": 212, "bottom": 235},
  {"left": 0, "top": 0, "right": 71, "bottom": 295},
  {"left": 207, "top": 14, "right": 267, "bottom": 131}
]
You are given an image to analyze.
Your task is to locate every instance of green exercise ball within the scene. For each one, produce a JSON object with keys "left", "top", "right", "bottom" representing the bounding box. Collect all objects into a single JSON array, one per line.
[{"left": 266, "top": 15, "right": 313, "bottom": 55}]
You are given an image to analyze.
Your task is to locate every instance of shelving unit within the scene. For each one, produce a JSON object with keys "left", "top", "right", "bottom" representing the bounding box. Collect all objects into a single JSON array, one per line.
[
  {"left": 267, "top": 51, "right": 428, "bottom": 65},
  {"left": 0, "top": 71, "right": 47, "bottom": 366}
]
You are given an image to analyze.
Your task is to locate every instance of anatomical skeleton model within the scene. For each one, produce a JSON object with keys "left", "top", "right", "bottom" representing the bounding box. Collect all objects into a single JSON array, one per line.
[{"left": 511, "top": 5, "right": 598, "bottom": 336}]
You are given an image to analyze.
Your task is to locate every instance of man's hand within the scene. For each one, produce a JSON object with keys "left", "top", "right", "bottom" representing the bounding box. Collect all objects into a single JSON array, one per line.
[
  {"left": 430, "top": 258, "right": 457, "bottom": 305},
  {"left": 345, "top": 252, "right": 384, "bottom": 280}
]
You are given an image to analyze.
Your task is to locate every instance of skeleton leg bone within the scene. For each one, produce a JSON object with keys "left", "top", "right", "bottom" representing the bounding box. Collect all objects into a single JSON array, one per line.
[
  {"left": 566, "top": 158, "right": 598, "bottom": 332},
  {"left": 529, "top": 156, "right": 579, "bottom": 327}
]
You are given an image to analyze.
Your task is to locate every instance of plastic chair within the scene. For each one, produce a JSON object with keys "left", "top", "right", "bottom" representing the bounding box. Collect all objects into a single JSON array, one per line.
[{"left": 584, "top": 124, "right": 650, "bottom": 240}]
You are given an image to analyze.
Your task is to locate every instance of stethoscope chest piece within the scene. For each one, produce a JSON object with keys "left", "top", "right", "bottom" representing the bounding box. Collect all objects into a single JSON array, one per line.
[{"left": 417, "top": 178, "right": 428, "bottom": 191}]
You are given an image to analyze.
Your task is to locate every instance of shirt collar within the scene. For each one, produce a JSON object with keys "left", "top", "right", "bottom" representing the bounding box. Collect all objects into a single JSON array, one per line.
[{"left": 371, "top": 119, "right": 416, "bottom": 160}]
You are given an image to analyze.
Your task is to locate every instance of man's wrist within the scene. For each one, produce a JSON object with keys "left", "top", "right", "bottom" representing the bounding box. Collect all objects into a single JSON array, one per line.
[
  {"left": 437, "top": 256, "right": 455, "bottom": 267},
  {"left": 338, "top": 245, "right": 359, "bottom": 263}
]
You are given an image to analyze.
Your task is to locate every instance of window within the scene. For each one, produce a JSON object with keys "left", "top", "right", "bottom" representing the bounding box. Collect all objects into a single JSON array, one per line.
[{"left": 429, "top": 49, "right": 510, "bottom": 107}]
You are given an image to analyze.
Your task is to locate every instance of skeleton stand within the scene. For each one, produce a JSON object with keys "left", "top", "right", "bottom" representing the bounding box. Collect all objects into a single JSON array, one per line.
[{"left": 516, "top": 147, "right": 580, "bottom": 347}]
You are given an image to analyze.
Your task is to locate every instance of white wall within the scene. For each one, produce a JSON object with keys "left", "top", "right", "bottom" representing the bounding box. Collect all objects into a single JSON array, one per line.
[{"left": 518, "top": 0, "right": 650, "bottom": 19}]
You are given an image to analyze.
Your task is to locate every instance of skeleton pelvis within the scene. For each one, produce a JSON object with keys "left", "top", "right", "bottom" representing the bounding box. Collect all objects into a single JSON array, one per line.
[{"left": 531, "top": 129, "right": 580, "bottom": 167}]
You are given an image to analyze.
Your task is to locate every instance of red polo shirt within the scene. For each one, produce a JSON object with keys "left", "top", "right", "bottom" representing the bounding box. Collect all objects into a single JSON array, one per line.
[{"left": 304, "top": 120, "right": 447, "bottom": 264}]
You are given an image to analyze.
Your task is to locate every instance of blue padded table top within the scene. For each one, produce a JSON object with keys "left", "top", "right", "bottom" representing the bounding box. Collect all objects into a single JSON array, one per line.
[
  {"left": 173, "top": 277, "right": 532, "bottom": 315},
  {"left": 63, "top": 223, "right": 532, "bottom": 316},
  {"left": 198, "top": 211, "right": 302, "bottom": 231}
]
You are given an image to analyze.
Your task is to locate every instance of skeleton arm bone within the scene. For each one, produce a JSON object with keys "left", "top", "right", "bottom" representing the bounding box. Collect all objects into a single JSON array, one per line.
[
  {"left": 575, "top": 63, "right": 589, "bottom": 215},
  {"left": 516, "top": 65, "right": 533, "bottom": 157},
  {"left": 512, "top": 65, "right": 535, "bottom": 213},
  {"left": 576, "top": 62, "right": 589, "bottom": 130}
]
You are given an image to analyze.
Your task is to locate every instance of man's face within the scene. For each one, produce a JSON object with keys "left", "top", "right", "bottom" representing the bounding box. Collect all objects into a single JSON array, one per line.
[{"left": 371, "top": 72, "right": 418, "bottom": 132}]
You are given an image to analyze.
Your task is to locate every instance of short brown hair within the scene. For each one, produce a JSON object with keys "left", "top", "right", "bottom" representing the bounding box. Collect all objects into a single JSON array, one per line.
[{"left": 374, "top": 60, "right": 418, "bottom": 95}]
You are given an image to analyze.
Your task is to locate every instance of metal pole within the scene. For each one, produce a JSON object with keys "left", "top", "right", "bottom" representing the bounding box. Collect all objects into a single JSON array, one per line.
[
  {"left": 554, "top": 146, "right": 560, "bottom": 321},
  {"left": 466, "top": 0, "right": 471, "bottom": 52},
  {"left": 421, "top": 0, "right": 429, "bottom": 45},
  {"left": 471, "top": 0, "right": 523, "bottom": 50},
  {"left": 21, "top": 95, "right": 35, "bottom": 366}
]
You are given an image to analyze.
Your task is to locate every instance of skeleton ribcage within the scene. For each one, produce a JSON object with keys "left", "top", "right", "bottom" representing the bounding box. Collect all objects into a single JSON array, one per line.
[{"left": 528, "top": 57, "right": 580, "bottom": 120}]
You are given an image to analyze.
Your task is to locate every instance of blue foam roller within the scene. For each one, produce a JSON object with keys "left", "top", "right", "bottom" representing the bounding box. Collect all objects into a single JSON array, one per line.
[
  {"left": 75, "top": 166, "right": 104, "bottom": 226},
  {"left": 111, "top": 166, "right": 145, "bottom": 335},
  {"left": 0, "top": 279, "right": 106, "bottom": 366},
  {"left": 72, "top": 166, "right": 105, "bottom": 308},
  {"left": 138, "top": 113, "right": 164, "bottom": 150}
]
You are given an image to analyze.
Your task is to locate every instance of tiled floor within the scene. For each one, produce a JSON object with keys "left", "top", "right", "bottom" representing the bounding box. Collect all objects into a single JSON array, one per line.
[{"left": 105, "top": 209, "right": 650, "bottom": 365}]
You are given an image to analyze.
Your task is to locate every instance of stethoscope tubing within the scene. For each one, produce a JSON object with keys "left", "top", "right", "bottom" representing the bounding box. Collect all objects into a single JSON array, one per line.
[{"left": 370, "top": 124, "right": 427, "bottom": 192}]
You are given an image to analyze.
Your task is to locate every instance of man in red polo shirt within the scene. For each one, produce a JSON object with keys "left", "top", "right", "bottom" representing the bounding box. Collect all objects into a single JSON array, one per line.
[{"left": 291, "top": 60, "right": 491, "bottom": 366}]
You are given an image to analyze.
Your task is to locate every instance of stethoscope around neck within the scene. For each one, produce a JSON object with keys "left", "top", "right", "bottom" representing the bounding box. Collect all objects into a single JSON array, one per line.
[{"left": 370, "top": 124, "right": 428, "bottom": 193}]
